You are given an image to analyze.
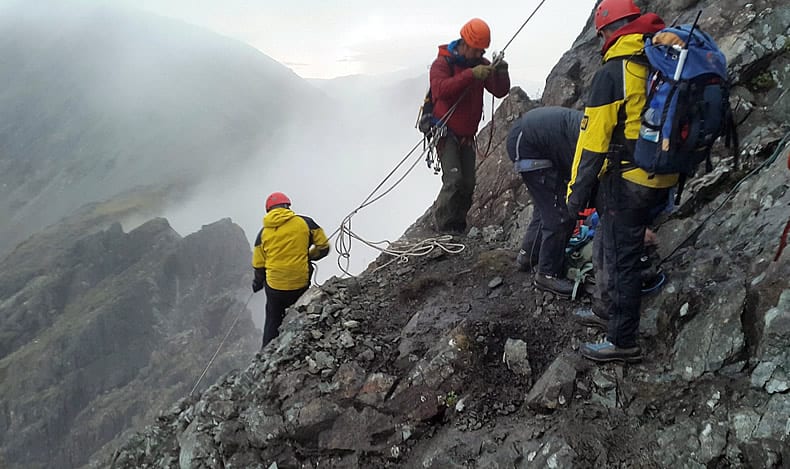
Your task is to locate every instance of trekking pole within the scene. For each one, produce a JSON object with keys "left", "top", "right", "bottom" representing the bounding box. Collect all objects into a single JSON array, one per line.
[
  {"left": 666, "top": 10, "right": 703, "bottom": 205},
  {"left": 672, "top": 10, "right": 702, "bottom": 81},
  {"left": 189, "top": 292, "right": 254, "bottom": 396}
]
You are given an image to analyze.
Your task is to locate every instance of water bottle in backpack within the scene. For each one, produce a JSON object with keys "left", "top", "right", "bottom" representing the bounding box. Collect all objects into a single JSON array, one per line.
[{"left": 639, "top": 107, "right": 661, "bottom": 144}]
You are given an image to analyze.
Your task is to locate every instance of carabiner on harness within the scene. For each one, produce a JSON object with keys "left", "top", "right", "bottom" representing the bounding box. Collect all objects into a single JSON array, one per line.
[{"left": 424, "top": 125, "right": 446, "bottom": 175}]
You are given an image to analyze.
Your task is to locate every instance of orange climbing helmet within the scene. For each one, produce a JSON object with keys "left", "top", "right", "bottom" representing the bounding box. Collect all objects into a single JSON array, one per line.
[
  {"left": 594, "top": 0, "right": 641, "bottom": 32},
  {"left": 265, "top": 192, "right": 291, "bottom": 212},
  {"left": 460, "top": 18, "right": 491, "bottom": 49}
]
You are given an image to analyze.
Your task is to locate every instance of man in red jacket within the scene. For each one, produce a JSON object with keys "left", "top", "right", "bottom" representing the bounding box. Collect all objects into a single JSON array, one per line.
[{"left": 430, "top": 18, "right": 510, "bottom": 233}]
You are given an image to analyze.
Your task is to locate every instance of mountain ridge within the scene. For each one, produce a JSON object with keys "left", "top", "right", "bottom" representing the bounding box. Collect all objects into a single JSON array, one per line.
[
  {"left": 1, "top": 0, "right": 788, "bottom": 468},
  {"left": 0, "top": 1, "right": 327, "bottom": 256}
]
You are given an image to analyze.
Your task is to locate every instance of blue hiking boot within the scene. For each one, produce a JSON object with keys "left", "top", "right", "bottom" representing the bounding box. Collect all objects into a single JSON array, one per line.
[
  {"left": 573, "top": 306, "right": 608, "bottom": 331},
  {"left": 580, "top": 340, "right": 642, "bottom": 363}
]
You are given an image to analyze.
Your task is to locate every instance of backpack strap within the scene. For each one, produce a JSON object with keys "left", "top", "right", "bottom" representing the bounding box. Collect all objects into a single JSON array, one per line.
[
  {"left": 428, "top": 56, "right": 455, "bottom": 125},
  {"left": 674, "top": 173, "right": 687, "bottom": 205}
]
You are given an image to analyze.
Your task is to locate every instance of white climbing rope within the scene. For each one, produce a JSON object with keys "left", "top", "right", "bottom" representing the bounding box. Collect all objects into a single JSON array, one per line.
[
  {"left": 189, "top": 292, "right": 253, "bottom": 396},
  {"left": 336, "top": 230, "right": 466, "bottom": 276}
]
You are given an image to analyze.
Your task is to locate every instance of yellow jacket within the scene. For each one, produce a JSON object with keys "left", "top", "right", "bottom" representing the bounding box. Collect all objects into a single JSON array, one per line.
[
  {"left": 567, "top": 32, "right": 678, "bottom": 214},
  {"left": 252, "top": 208, "right": 329, "bottom": 291}
]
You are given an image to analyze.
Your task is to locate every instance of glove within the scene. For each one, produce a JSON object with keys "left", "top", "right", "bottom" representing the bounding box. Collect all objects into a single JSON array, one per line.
[
  {"left": 653, "top": 32, "right": 686, "bottom": 48},
  {"left": 471, "top": 64, "right": 493, "bottom": 81},
  {"left": 252, "top": 267, "right": 266, "bottom": 293},
  {"left": 494, "top": 59, "right": 508, "bottom": 73}
]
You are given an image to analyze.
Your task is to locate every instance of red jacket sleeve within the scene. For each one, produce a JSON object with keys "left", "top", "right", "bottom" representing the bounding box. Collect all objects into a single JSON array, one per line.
[
  {"left": 429, "top": 57, "right": 475, "bottom": 102},
  {"left": 484, "top": 69, "right": 510, "bottom": 98}
]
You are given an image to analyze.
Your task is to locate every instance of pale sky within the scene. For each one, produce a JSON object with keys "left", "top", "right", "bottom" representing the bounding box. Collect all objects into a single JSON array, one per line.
[{"left": 103, "top": 0, "right": 594, "bottom": 94}]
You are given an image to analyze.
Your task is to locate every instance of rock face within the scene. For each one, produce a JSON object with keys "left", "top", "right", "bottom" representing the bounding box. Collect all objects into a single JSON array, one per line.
[
  {"left": 7, "top": 0, "right": 790, "bottom": 468},
  {"left": 0, "top": 211, "right": 258, "bottom": 469}
]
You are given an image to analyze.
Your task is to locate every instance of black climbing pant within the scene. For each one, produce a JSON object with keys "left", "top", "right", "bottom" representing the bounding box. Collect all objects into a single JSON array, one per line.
[
  {"left": 262, "top": 284, "right": 308, "bottom": 349},
  {"left": 595, "top": 172, "right": 668, "bottom": 348},
  {"left": 520, "top": 169, "right": 576, "bottom": 276}
]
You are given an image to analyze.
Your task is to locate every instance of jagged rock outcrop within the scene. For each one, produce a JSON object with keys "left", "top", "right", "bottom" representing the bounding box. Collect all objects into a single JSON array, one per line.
[
  {"left": 103, "top": 0, "right": 789, "bottom": 468},
  {"left": 0, "top": 207, "right": 258, "bottom": 469}
]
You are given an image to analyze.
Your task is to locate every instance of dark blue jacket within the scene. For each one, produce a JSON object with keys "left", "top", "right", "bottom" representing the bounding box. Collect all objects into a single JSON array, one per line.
[{"left": 506, "top": 106, "right": 583, "bottom": 178}]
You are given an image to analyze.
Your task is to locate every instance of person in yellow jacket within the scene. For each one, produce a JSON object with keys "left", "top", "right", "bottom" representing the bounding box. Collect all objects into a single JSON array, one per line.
[
  {"left": 252, "top": 192, "right": 329, "bottom": 348},
  {"left": 567, "top": 0, "right": 681, "bottom": 363}
]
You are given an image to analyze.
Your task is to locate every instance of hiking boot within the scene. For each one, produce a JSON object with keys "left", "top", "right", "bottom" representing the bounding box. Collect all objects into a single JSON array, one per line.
[
  {"left": 573, "top": 306, "right": 608, "bottom": 330},
  {"left": 534, "top": 273, "right": 574, "bottom": 298},
  {"left": 580, "top": 340, "right": 642, "bottom": 363},
  {"left": 516, "top": 249, "right": 538, "bottom": 272}
]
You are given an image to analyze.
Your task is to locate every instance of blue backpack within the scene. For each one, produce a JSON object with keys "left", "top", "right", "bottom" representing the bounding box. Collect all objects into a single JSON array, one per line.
[{"left": 633, "top": 22, "right": 738, "bottom": 203}]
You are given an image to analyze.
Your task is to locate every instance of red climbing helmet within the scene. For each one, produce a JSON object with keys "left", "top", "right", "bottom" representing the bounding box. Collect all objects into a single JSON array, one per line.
[
  {"left": 594, "top": 0, "right": 641, "bottom": 32},
  {"left": 265, "top": 192, "right": 291, "bottom": 212}
]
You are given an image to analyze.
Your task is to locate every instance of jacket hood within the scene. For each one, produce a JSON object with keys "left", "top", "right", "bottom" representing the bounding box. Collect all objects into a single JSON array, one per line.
[
  {"left": 601, "top": 13, "right": 665, "bottom": 56},
  {"left": 603, "top": 32, "right": 648, "bottom": 62},
  {"left": 437, "top": 44, "right": 453, "bottom": 58},
  {"left": 263, "top": 207, "right": 295, "bottom": 229},
  {"left": 437, "top": 42, "right": 488, "bottom": 67}
]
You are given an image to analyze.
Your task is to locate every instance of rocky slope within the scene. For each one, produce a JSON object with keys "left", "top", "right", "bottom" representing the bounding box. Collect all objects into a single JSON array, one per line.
[
  {"left": 0, "top": 198, "right": 259, "bottom": 469},
  {"left": 103, "top": 0, "right": 789, "bottom": 467}
]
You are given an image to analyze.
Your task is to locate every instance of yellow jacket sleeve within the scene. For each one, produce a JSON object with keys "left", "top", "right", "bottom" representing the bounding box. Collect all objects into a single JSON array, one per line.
[
  {"left": 252, "top": 228, "right": 265, "bottom": 269},
  {"left": 308, "top": 227, "right": 330, "bottom": 261},
  {"left": 567, "top": 62, "right": 621, "bottom": 213}
]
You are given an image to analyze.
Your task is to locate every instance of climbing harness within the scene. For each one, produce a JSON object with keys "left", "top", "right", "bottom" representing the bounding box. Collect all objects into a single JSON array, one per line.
[
  {"left": 190, "top": 292, "right": 253, "bottom": 396},
  {"left": 424, "top": 124, "right": 447, "bottom": 175}
]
